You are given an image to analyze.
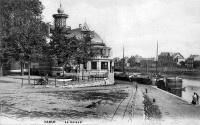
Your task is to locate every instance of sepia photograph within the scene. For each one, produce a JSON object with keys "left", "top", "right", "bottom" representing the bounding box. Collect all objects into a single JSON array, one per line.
[{"left": 0, "top": 0, "right": 200, "bottom": 125}]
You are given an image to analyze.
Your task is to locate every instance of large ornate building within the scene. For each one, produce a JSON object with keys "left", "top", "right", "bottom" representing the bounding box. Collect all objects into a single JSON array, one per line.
[{"left": 49, "top": 4, "right": 115, "bottom": 83}]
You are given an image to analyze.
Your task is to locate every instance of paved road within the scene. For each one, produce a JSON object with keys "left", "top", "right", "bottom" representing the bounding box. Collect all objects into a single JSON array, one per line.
[{"left": 138, "top": 84, "right": 200, "bottom": 125}]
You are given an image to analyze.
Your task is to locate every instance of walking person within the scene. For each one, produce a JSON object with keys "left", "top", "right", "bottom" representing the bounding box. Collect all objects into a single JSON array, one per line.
[{"left": 192, "top": 92, "right": 197, "bottom": 105}]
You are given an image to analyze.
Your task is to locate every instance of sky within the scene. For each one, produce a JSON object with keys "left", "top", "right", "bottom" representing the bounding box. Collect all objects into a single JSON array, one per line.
[{"left": 41, "top": 0, "right": 200, "bottom": 58}]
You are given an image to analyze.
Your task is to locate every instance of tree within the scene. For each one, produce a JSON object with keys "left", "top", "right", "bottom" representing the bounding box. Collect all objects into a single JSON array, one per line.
[
  {"left": 0, "top": 0, "right": 16, "bottom": 77},
  {"left": 180, "top": 61, "right": 185, "bottom": 67},
  {"left": 193, "top": 61, "right": 200, "bottom": 69},
  {"left": 75, "top": 31, "right": 94, "bottom": 71},
  {"left": 1, "top": 0, "right": 49, "bottom": 83},
  {"left": 50, "top": 29, "right": 71, "bottom": 68},
  {"left": 50, "top": 27, "right": 94, "bottom": 74},
  {"left": 128, "top": 56, "right": 136, "bottom": 67}
]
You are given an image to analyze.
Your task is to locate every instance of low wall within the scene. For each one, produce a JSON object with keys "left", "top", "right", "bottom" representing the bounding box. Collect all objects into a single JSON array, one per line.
[{"left": 56, "top": 79, "right": 114, "bottom": 88}]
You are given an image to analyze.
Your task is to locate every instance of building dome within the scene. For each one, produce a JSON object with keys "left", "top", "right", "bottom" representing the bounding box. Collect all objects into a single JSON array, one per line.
[
  {"left": 57, "top": 4, "right": 64, "bottom": 13},
  {"left": 91, "top": 32, "right": 104, "bottom": 44},
  {"left": 68, "top": 28, "right": 104, "bottom": 45}
]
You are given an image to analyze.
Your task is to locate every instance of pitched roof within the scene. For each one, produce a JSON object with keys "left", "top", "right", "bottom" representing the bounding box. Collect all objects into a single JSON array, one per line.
[
  {"left": 81, "top": 22, "right": 90, "bottom": 32},
  {"left": 173, "top": 53, "right": 184, "bottom": 59},
  {"left": 188, "top": 55, "right": 199, "bottom": 58},
  {"left": 159, "top": 52, "right": 170, "bottom": 57},
  {"left": 159, "top": 52, "right": 184, "bottom": 58}
]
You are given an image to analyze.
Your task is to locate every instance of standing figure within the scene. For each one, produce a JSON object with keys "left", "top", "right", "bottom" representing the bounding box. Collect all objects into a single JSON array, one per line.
[
  {"left": 196, "top": 93, "right": 199, "bottom": 105},
  {"left": 135, "top": 83, "right": 138, "bottom": 91},
  {"left": 192, "top": 92, "right": 197, "bottom": 105}
]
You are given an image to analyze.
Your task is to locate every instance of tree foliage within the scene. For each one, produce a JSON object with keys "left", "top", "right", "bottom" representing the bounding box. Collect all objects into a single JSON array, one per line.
[
  {"left": 3, "top": 0, "right": 48, "bottom": 63},
  {"left": 0, "top": 0, "right": 49, "bottom": 77},
  {"left": 50, "top": 29, "right": 71, "bottom": 66},
  {"left": 128, "top": 56, "right": 136, "bottom": 67},
  {"left": 50, "top": 28, "right": 94, "bottom": 71},
  {"left": 193, "top": 60, "right": 200, "bottom": 68}
]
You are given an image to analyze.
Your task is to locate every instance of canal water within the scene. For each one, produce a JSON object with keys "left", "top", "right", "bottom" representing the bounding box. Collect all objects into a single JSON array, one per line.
[{"left": 182, "top": 78, "right": 200, "bottom": 103}]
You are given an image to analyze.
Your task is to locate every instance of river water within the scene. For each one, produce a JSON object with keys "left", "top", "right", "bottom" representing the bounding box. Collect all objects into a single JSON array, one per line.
[{"left": 182, "top": 78, "right": 200, "bottom": 103}]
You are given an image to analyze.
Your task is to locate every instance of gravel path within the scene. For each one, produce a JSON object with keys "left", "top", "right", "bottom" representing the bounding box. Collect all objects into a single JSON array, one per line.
[{"left": 0, "top": 78, "right": 144, "bottom": 125}]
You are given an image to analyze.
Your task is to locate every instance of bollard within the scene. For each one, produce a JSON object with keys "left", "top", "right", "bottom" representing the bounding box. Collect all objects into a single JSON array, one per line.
[
  {"left": 131, "top": 105, "right": 134, "bottom": 118},
  {"left": 0, "top": 104, "right": 2, "bottom": 115},
  {"left": 21, "top": 79, "right": 23, "bottom": 88},
  {"left": 146, "top": 88, "right": 148, "bottom": 93}
]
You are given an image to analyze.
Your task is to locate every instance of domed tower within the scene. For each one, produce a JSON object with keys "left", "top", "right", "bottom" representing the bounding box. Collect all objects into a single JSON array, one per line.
[{"left": 51, "top": 3, "right": 71, "bottom": 34}]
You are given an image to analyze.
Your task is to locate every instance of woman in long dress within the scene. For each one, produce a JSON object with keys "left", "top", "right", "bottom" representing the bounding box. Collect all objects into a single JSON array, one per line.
[{"left": 192, "top": 92, "right": 197, "bottom": 105}]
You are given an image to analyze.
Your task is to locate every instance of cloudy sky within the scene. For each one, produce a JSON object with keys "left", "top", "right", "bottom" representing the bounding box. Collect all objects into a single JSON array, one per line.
[{"left": 41, "top": 0, "right": 200, "bottom": 58}]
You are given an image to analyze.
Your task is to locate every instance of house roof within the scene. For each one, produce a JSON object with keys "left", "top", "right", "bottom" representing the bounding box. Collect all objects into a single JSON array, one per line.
[
  {"left": 159, "top": 52, "right": 170, "bottom": 57},
  {"left": 159, "top": 52, "right": 184, "bottom": 58},
  {"left": 188, "top": 55, "right": 199, "bottom": 58},
  {"left": 173, "top": 53, "right": 184, "bottom": 59},
  {"left": 68, "top": 28, "right": 104, "bottom": 44}
]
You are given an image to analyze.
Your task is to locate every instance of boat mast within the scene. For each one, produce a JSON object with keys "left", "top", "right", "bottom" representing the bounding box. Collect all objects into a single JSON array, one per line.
[
  {"left": 123, "top": 45, "right": 125, "bottom": 75},
  {"left": 156, "top": 41, "right": 158, "bottom": 75}
]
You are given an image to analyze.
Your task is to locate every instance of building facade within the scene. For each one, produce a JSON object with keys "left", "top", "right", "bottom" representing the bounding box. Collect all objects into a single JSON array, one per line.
[
  {"left": 185, "top": 55, "right": 200, "bottom": 68},
  {"left": 158, "top": 52, "right": 184, "bottom": 67},
  {"left": 140, "top": 58, "right": 155, "bottom": 68}
]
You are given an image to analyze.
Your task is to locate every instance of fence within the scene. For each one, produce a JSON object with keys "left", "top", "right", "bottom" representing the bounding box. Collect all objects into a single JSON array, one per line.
[{"left": 19, "top": 73, "right": 108, "bottom": 88}]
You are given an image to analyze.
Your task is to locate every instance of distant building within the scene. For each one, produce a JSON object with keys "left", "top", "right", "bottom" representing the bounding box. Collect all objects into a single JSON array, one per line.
[
  {"left": 185, "top": 55, "right": 200, "bottom": 68},
  {"left": 173, "top": 53, "right": 185, "bottom": 65},
  {"left": 113, "top": 56, "right": 130, "bottom": 68},
  {"left": 140, "top": 58, "right": 155, "bottom": 68},
  {"left": 158, "top": 52, "right": 184, "bottom": 67},
  {"left": 123, "top": 56, "right": 130, "bottom": 67},
  {"left": 113, "top": 57, "right": 120, "bottom": 67},
  {"left": 135, "top": 55, "right": 143, "bottom": 63}
]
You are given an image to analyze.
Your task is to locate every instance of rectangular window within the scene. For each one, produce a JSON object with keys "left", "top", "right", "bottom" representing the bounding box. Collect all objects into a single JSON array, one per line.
[
  {"left": 91, "top": 62, "right": 97, "bottom": 70},
  {"left": 101, "top": 62, "right": 108, "bottom": 69}
]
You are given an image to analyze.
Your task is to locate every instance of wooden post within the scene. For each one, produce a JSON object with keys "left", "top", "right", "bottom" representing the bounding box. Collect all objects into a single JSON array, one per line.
[
  {"left": 131, "top": 105, "right": 133, "bottom": 118},
  {"left": 0, "top": 103, "right": 2, "bottom": 115},
  {"left": 78, "top": 75, "right": 79, "bottom": 83},
  {"left": 21, "top": 79, "right": 23, "bottom": 88},
  {"left": 55, "top": 77, "right": 57, "bottom": 87},
  {"left": 82, "top": 70, "right": 83, "bottom": 80},
  {"left": 63, "top": 79, "right": 65, "bottom": 86}
]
